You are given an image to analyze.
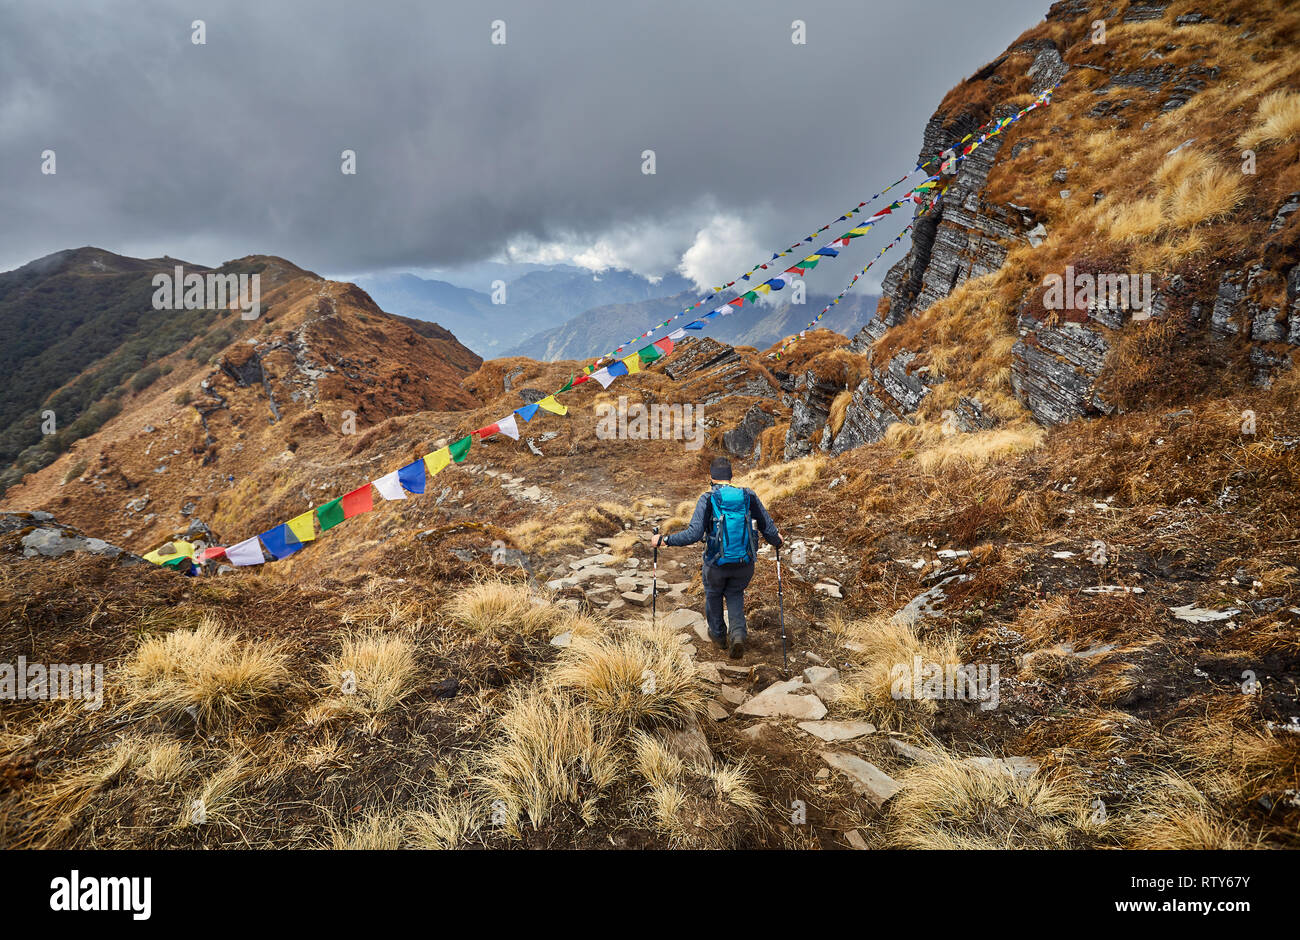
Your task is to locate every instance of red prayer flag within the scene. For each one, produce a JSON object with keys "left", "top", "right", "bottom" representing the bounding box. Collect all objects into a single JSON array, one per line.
[
  {"left": 341, "top": 484, "right": 373, "bottom": 518},
  {"left": 476, "top": 423, "right": 500, "bottom": 438}
]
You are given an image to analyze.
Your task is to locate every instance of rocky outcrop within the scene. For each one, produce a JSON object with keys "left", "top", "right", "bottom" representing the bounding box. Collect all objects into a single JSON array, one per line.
[
  {"left": 664, "top": 337, "right": 783, "bottom": 407},
  {"left": 830, "top": 349, "right": 937, "bottom": 454},
  {"left": 723, "top": 404, "right": 775, "bottom": 459},
  {"left": 1, "top": 512, "right": 143, "bottom": 564},
  {"left": 783, "top": 371, "right": 840, "bottom": 460}
]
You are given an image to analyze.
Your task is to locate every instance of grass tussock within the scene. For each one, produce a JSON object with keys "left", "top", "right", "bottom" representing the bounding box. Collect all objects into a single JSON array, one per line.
[
  {"left": 1236, "top": 88, "right": 1300, "bottom": 150},
  {"left": 319, "top": 629, "right": 418, "bottom": 717},
  {"left": 1109, "top": 772, "right": 1263, "bottom": 850},
  {"left": 125, "top": 617, "right": 291, "bottom": 730},
  {"left": 831, "top": 613, "right": 962, "bottom": 731},
  {"left": 549, "top": 625, "right": 703, "bottom": 729},
  {"left": 447, "top": 579, "right": 562, "bottom": 636},
  {"left": 632, "top": 731, "right": 764, "bottom": 848},
  {"left": 475, "top": 685, "right": 622, "bottom": 833},
  {"left": 886, "top": 749, "right": 1099, "bottom": 849}
]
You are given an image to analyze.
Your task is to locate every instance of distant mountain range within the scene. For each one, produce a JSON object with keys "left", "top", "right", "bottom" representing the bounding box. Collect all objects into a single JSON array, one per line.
[
  {"left": 354, "top": 266, "right": 694, "bottom": 357},
  {"left": 504, "top": 288, "right": 882, "bottom": 361},
  {"left": 357, "top": 264, "right": 881, "bottom": 362}
]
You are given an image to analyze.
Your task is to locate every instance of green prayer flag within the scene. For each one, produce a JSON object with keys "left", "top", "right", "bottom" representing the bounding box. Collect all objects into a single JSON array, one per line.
[
  {"left": 449, "top": 435, "right": 472, "bottom": 463},
  {"left": 316, "top": 497, "right": 345, "bottom": 531},
  {"left": 638, "top": 344, "right": 662, "bottom": 364}
]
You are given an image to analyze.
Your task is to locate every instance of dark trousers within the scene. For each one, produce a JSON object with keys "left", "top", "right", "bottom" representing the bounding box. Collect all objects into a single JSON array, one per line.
[{"left": 703, "top": 561, "right": 755, "bottom": 642}]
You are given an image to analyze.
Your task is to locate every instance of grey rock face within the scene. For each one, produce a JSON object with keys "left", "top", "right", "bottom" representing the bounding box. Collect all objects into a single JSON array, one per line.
[
  {"left": 830, "top": 349, "right": 936, "bottom": 454},
  {"left": 1011, "top": 311, "right": 1114, "bottom": 426},
  {"left": 723, "top": 404, "right": 775, "bottom": 458},
  {"left": 1210, "top": 271, "right": 1244, "bottom": 336},
  {"left": 784, "top": 371, "right": 840, "bottom": 460}
]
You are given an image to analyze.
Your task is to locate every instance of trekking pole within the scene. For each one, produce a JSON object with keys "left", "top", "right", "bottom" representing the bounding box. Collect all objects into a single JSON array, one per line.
[
  {"left": 651, "top": 526, "right": 659, "bottom": 627},
  {"left": 776, "top": 544, "right": 788, "bottom": 674}
]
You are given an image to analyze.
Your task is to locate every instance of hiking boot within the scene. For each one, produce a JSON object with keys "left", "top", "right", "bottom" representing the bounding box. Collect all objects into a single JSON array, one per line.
[
  {"left": 728, "top": 634, "right": 745, "bottom": 659},
  {"left": 709, "top": 633, "right": 727, "bottom": 650}
]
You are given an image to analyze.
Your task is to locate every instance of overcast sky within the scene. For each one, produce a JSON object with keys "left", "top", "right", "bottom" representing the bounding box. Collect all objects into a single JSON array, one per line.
[{"left": 0, "top": 0, "right": 1049, "bottom": 292}]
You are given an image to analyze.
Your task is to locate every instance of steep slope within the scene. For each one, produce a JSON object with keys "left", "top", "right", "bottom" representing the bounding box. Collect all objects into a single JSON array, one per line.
[
  {"left": 0, "top": 256, "right": 482, "bottom": 553},
  {"left": 0, "top": 248, "right": 242, "bottom": 492}
]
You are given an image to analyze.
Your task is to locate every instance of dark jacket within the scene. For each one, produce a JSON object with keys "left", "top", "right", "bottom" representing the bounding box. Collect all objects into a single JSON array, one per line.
[{"left": 664, "top": 484, "right": 781, "bottom": 565}]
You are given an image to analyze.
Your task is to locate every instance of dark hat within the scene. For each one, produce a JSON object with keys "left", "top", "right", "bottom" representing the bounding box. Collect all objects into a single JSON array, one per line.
[{"left": 709, "top": 456, "right": 733, "bottom": 480}]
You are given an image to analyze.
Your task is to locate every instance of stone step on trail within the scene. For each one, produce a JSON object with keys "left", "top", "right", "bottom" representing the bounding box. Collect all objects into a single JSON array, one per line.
[
  {"left": 798, "top": 720, "right": 877, "bottom": 742},
  {"left": 820, "top": 751, "right": 903, "bottom": 807},
  {"left": 734, "top": 676, "right": 827, "bottom": 721}
]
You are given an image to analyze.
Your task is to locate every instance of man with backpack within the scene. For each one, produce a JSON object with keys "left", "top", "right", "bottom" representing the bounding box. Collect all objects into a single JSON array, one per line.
[{"left": 649, "top": 456, "right": 782, "bottom": 659}]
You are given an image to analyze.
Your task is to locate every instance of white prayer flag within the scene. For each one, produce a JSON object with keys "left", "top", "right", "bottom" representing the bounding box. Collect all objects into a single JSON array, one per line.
[
  {"left": 225, "top": 536, "right": 266, "bottom": 566},
  {"left": 372, "top": 470, "right": 407, "bottom": 501}
]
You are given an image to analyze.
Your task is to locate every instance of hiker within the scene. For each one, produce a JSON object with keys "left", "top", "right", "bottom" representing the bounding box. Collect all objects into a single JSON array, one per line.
[{"left": 649, "top": 456, "right": 782, "bottom": 659}]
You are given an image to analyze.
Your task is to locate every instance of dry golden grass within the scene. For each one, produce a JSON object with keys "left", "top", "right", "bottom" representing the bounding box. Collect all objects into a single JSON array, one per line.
[
  {"left": 831, "top": 613, "right": 962, "bottom": 730},
  {"left": 1104, "top": 148, "right": 1244, "bottom": 244},
  {"left": 16, "top": 739, "right": 146, "bottom": 847},
  {"left": 328, "top": 811, "right": 407, "bottom": 850},
  {"left": 549, "top": 625, "right": 703, "bottom": 729},
  {"left": 632, "top": 731, "right": 764, "bottom": 848},
  {"left": 405, "top": 797, "right": 482, "bottom": 850},
  {"left": 885, "top": 421, "right": 1046, "bottom": 473},
  {"left": 887, "top": 749, "right": 1097, "bottom": 849},
  {"left": 1237, "top": 88, "right": 1300, "bottom": 149},
  {"left": 321, "top": 629, "right": 417, "bottom": 716},
  {"left": 734, "top": 453, "right": 827, "bottom": 507},
  {"left": 180, "top": 755, "right": 261, "bottom": 829},
  {"left": 1112, "top": 773, "right": 1262, "bottom": 850},
  {"left": 137, "top": 740, "right": 192, "bottom": 783},
  {"left": 447, "top": 579, "right": 559, "bottom": 636},
  {"left": 125, "top": 617, "right": 291, "bottom": 730},
  {"left": 476, "top": 685, "right": 622, "bottom": 833},
  {"left": 828, "top": 390, "right": 853, "bottom": 436}
]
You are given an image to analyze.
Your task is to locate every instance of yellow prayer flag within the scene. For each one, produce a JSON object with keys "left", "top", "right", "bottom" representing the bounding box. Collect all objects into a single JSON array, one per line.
[
  {"left": 536, "top": 395, "right": 568, "bottom": 416},
  {"left": 424, "top": 447, "right": 451, "bottom": 476},
  {"left": 621, "top": 354, "right": 640, "bottom": 375},
  {"left": 143, "top": 540, "right": 195, "bottom": 565},
  {"left": 287, "top": 511, "right": 316, "bottom": 543}
]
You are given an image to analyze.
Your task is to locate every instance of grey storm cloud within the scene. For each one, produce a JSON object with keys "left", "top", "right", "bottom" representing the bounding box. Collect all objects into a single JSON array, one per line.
[{"left": 0, "top": 0, "right": 1050, "bottom": 279}]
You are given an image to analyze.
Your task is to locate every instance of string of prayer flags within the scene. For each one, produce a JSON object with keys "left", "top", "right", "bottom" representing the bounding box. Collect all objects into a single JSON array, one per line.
[
  {"left": 580, "top": 86, "right": 1057, "bottom": 373},
  {"left": 142, "top": 83, "right": 1060, "bottom": 572}
]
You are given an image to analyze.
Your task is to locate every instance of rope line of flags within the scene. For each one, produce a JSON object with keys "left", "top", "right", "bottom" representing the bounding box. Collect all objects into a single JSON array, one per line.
[{"left": 141, "top": 85, "right": 1057, "bottom": 570}]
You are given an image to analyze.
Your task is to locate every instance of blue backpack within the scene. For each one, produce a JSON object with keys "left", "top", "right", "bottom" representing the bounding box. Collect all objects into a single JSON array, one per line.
[{"left": 709, "top": 485, "right": 754, "bottom": 565}]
